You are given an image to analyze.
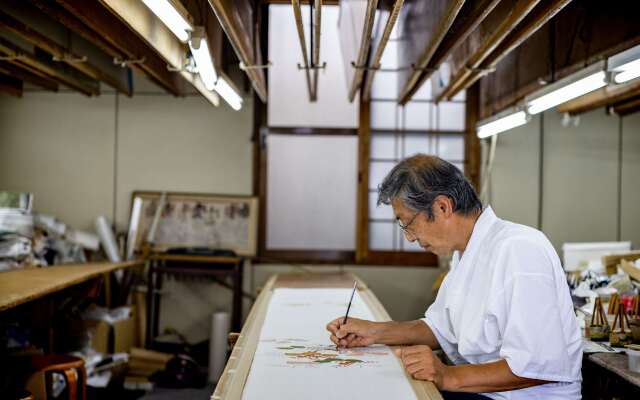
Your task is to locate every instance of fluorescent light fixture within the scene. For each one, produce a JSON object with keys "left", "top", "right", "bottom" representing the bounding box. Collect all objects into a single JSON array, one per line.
[
  {"left": 142, "top": 0, "right": 193, "bottom": 42},
  {"left": 189, "top": 31, "right": 218, "bottom": 91},
  {"left": 477, "top": 111, "right": 528, "bottom": 139},
  {"left": 609, "top": 44, "right": 640, "bottom": 84},
  {"left": 527, "top": 71, "right": 607, "bottom": 115},
  {"left": 214, "top": 76, "right": 243, "bottom": 111},
  {"left": 613, "top": 59, "right": 640, "bottom": 84}
]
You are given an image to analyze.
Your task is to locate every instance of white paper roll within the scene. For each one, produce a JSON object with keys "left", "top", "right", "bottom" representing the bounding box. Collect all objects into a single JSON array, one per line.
[
  {"left": 95, "top": 216, "right": 122, "bottom": 263},
  {"left": 209, "top": 311, "right": 230, "bottom": 382}
]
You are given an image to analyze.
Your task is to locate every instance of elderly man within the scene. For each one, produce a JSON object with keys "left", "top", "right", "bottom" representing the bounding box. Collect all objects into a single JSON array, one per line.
[{"left": 326, "top": 155, "right": 582, "bottom": 399}]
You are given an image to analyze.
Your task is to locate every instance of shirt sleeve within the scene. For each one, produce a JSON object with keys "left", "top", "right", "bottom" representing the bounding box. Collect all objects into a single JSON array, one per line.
[
  {"left": 488, "top": 238, "right": 575, "bottom": 382},
  {"left": 422, "top": 281, "right": 465, "bottom": 364}
]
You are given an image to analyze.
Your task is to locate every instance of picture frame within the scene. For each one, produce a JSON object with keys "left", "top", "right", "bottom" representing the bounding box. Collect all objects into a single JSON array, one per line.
[{"left": 126, "top": 191, "right": 259, "bottom": 257}]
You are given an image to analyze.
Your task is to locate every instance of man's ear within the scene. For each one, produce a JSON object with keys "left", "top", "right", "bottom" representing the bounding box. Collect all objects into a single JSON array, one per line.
[{"left": 433, "top": 195, "right": 453, "bottom": 218}]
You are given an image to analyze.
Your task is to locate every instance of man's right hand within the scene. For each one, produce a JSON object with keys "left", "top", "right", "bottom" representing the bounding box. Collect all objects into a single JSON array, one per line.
[{"left": 325, "top": 317, "right": 380, "bottom": 348}]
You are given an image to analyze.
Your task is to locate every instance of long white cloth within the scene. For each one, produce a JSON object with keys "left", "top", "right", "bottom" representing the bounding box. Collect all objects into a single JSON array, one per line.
[
  {"left": 242, "top": 288, "right": 418, "bottom": 400},
  {"left": 423, "top": 206, "right": 582, "bottom": 399}
]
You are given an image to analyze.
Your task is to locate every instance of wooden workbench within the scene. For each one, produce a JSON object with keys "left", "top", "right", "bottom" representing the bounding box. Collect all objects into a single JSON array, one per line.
[
  {"left": 211, "top": 272, "right": 442, "bottom": 400},
  {"left": 0, "top": 261, "right": 143, "bottom": 312}
]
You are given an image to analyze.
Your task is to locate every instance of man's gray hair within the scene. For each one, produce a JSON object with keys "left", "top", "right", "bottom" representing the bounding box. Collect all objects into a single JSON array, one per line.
[{"left": 377, "top": 154, "right": 482, "bottom": 220}]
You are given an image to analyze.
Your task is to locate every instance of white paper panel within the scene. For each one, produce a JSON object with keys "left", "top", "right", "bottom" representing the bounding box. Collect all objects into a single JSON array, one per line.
[
  {"left": 242, "top": 289, "right": 417, "bottom": 400},
  {"left": 371, "top": 101, "right": 398, "bottom": 129},
  {"left": 369, "top": 161, "right": 395, "bottom": 189},
  {"left": 370, "top": 221, "right": 395, "bottom": 250},
  {"left": 371, "top": 71, "right": 399, "bottom": 100},
  {"left": 437, "top": 102, "right": 465, "bottom": 131},
  {"left": 404, "top": 134, "right": 434, "bottom": 156},
  {"left": 412, "top": 79, "right": 433, "bottom": 101},
  {"left": 404, "top": 102, "right": 431, "bottom": 130},
  {"left": 379, "top": 40, "right": 399, "bottom": 69},
  {"left": 371, "top": 134, "right": 396, "bottom": 159},
  {"left": 268, "top": 5, "right": 358, "bottom": 128},
  {"left": 369, "top": 192, "right": 394, "bottom": 220},
  {"left": 437, "top": 135, "right": 465, "bottom": 161},
  {"left": 267, "top": 135, "right": 357, "bottom": 250}
]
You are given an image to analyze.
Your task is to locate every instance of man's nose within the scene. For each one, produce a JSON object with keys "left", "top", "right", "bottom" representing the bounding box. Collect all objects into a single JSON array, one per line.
[{"left": 403, "top": 230, "right": 417, "bottom": 242}]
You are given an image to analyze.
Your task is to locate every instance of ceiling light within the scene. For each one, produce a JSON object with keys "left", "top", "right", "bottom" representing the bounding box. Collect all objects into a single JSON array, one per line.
[
  {"left": 609, "top": 44, "right": 640, "bottom": 84},
  {"left": 613, "top": 59, "right": 640, "bottom": 84},
  {"left": 477, "top": 110, "right": 528, "bottom": 139},
  {"left": 142, "top": 0, "right": 193, "bottom": 42},
  {"left": 189, "top": 28, "right": 218, "bottom": 91},
  {"left": 214, "top": 76, "right": 243, "bottom": 111},
  {"left": 527, "top": 71, "right": 607, "bottom": 115}
]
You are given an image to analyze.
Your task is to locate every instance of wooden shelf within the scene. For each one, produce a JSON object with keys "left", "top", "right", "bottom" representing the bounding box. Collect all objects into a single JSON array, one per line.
[{"left": 0, "top": 261, "right": 144, "bottom": 312}]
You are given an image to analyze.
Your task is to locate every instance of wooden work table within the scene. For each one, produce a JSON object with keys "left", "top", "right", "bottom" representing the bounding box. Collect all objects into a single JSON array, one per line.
[
  {"left": 211, "top": 272, "right": 443, "bottom": 400},
  {"left": 0, "top": 261, "right": 143, "bottom": 312}
]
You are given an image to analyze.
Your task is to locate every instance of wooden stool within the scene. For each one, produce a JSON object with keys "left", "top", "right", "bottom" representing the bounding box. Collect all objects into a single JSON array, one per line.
[{"left": 26, "top": 355, "right": 86, "bottom": 400}]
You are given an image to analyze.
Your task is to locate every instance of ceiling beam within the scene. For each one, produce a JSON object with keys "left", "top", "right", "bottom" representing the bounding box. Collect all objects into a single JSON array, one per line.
[
  {"left": 291, "top": 0, "right": 314, "bottom": 101},
  {"left": 208, "top": 0, "right": 268, "bottom": 102},
  {"left": 437, "top": 0, "right": 541, "bottom": 102},
  {"left": 0, "top": 2, "right": 131, "bottom": 95},
  {"left": 398, "top": 0, "right": 500, "bottom": 105},
  {"left": 0, "top": 72, "right": 23, "bottom": 97},
  {"left": 556, "top": 79, "right": 640, "bottom": 115},
  {"left": 361, "top": 0, "right": 404, "bottom": 101},
  {"left": 98, "top": 0, "right": 219, "bottom": 106},
  {"left": 0, "top": 37, "right": 99, "bottom": 95},
  {"left": 346, "top": 0, "right": 378, "bottom": 102},
  {"left": 311, "top": 0, "right": 323, "bottom": 101},
  {"left": 50, "top": 0, "right": 186, "bottom": 96},
  {"left": 0, "top": 61, "right": 58, "bottom": 91},
  {"left": 397, "top": 0, "right": 466, "bottom": 105},
  {"left": 614, "top": 95, "right": 640, "bottom": 116},
  {"left": 452, "top": 0, "right": 573, "bottom": 98}
]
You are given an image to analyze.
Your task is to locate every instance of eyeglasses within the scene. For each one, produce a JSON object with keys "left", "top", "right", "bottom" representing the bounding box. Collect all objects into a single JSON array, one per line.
[{"left": 397, "top": 211, "right": 420, "bottom": 234}]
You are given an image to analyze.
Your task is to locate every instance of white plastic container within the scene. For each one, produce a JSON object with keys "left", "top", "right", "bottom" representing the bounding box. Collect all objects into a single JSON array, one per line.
[{"left": 628, "top": 348, "right": 640, "bottom": 373}]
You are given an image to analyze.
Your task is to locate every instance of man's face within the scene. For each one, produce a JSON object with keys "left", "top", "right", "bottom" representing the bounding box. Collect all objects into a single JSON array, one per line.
[{"left": 391, "top": 197, "right": 454, "bottom": 257}]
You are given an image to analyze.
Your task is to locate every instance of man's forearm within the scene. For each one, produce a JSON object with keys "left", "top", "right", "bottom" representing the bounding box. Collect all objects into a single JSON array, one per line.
[
  {"left": 374, "top": 320, "right": 440, "bottom": 349},
  {"left": 443, "top": 360, "right": 548, "bottom": 393}
]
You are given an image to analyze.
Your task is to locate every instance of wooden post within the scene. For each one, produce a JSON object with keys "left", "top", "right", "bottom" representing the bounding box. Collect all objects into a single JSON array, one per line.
[
  {"left": 356, "top": 100, "right": 371, "bottom": 263},
  {"left": 465, "top": 82, "right": 481, "bottom": 190}
]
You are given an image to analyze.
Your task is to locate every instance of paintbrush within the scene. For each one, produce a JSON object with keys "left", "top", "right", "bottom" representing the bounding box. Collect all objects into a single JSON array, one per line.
[{"left": 337, "top": 281, "right": 358, "bottom": 350}]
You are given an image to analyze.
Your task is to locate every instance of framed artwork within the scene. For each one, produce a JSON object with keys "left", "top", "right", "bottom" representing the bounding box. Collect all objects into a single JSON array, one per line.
[{"left": 126, "top": 191, "right": 258, "bottom": 257}]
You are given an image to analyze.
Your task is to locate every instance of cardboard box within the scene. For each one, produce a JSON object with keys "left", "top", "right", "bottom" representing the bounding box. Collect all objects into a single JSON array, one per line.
[{"left": 86, "top": 311, "right": 136, "bottom": 354}]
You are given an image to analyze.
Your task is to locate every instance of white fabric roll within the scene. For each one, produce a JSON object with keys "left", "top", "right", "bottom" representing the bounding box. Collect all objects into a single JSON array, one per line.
[
  {"left": 95, "top": 216, "right": 122, "bottom": 263},
  {"left": 209, "top": 311, "right": 230, "bottom": 382}
]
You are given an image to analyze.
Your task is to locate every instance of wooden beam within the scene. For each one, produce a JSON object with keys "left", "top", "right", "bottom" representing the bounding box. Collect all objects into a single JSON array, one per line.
[
  {"left": 614, "top": 95, "right": 640, "bottom": 116},
  {"left": 291, "top": 0, "right": 314, "bottom": 101},
  {"left": 437, "top": 0, "right": 541, "bottom": 102},
  {"left": 355, "top": 99, "right": 371, "bottom": 263},
  {"left": 455, "top": 0, "right": 573, "bottom": 97},
  {"left": 556, "top": 79, "right": 640, "bottom": 115},
  {"left": 398, "top": 0, "right": 500, "bottom": 105},
  {"left": 50, "top": 0, "right": 186, "bottom": 96},
  {"left": 465, "top": 82, "right": 481, "bottom": 189},
  {"left": 0, "top": 3, "right": 131, "bottom": 95},
  {"left": 0, "top": 37, "right": 99, "bottom": 95},
  {"left": 346, "top": 0, "right": 377, "bottom": 102},
  {"left": 397, "top": 0, "right": 466, "bottom": 105},
  {"left": 311, "top": 0, "right": 322, "bottom": 101},
  {"left": 0, "top": 73, "right": 23, "bottom": 97},
  {"left": 208, "top": 0, "right": 268, "bottom": 102},
  {"left": 98, "top": 0, "right": 219, "bottom": 106},
  {"left": 0, "top": 61, "right": 58, "bottom": 91},
  {"left": 361, "top": 0, "right": 404, "bottom": 101}
]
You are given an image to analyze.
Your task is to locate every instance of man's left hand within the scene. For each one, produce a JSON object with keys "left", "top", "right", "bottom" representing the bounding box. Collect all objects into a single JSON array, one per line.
[{"left": 395, "top": 345, "right": 453, "bottom": 390}]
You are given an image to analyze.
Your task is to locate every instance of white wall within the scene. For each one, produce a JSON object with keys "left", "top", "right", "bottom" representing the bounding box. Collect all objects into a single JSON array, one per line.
[
  {"left": 0, "top": 88, "right": 253, "bottom": 232},
  {"left": 488, "top": 108, "right": 640, "bottom": 252}
]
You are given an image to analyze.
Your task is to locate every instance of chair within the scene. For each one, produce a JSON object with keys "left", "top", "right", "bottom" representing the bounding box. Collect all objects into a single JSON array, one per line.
[{"left": 25, "top": 354, "right": 86, "bottom": 400}]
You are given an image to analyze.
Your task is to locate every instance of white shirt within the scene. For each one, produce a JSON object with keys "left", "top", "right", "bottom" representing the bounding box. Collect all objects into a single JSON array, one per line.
[{"left": 423, "top": 206, "right": 582, "bottom": 399}]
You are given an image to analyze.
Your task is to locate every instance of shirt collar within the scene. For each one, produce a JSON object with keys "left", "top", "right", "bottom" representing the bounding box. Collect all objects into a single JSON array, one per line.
[{"left": 457, "top": 205, "right": 498, "bottom": 263}]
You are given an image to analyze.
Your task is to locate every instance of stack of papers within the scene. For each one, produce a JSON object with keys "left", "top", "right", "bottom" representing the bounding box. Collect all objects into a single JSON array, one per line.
[{"left": 0, "top": 192, "right": 34, "bottom": 271}]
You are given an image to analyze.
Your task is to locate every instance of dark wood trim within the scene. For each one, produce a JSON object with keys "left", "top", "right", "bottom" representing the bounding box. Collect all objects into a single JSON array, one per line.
[
  {"left": 356, "top": 99, "right": 371, "bottom": 263},
  {"left": 0, "top": 61, "right": 58, "bottom": 92},
  {"left": 267, "top": 127, "right": 358, "bottom": 135},
  {"left": 465, "top": 82, "right": 481, "bottom": 190},
  {"left": 362, "top": 251, "right": 438, "bottom": 267},
  {"left": 371, "top": 129, "right": 465, "bottom": 136},
  {"left": 257, "top": 250, "right": 355, "bottom": 264}
]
